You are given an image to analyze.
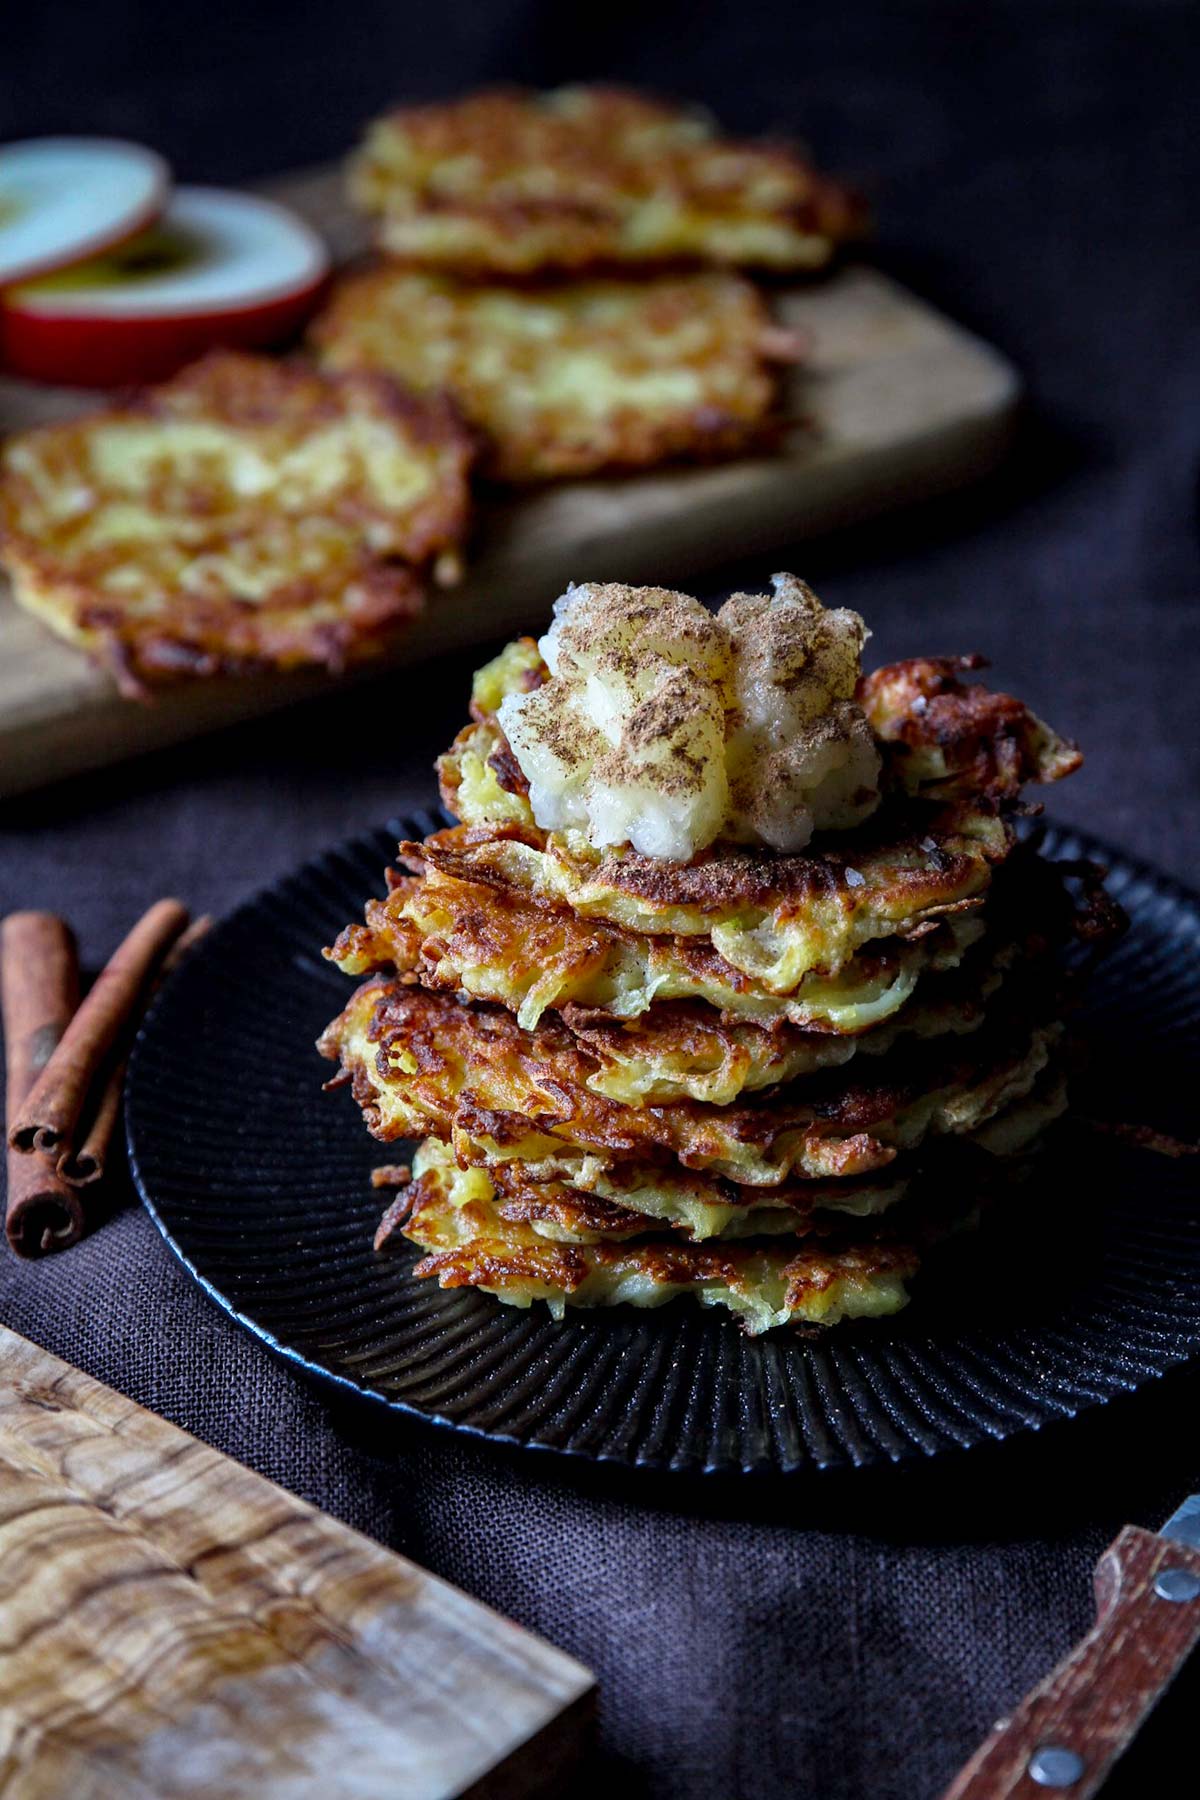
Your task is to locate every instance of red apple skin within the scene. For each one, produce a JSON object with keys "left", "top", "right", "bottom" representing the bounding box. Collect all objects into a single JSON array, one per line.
[{"left": 0, "top": 274, "right": 330, "bottom": 387}]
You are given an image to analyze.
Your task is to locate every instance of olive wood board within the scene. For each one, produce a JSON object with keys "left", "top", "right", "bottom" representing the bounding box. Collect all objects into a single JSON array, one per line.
[
  {"left": 0, "top": 1324, "right": 595, "bottom": 1799},
  {"left": 0, "top": 164, "right": 1020, "bottom": 802}
]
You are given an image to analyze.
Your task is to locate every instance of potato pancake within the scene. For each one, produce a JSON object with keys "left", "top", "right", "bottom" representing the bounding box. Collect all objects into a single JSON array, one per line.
[
  {"left": 411, "top": 815, "right": 998, "bottom": 997},
  {"left": 393, "top": 1139, "right": 918, "bottom": 1335},
  {"left": 377, "top": 1139, "right": 913, "bottom": 1247},
  {"left": 384, "top": 1085, "right": 1060, "bottom": 1248},
  {"left": 328, "top": 864, "right": 986, "bottom": 1041},
  {"left": 325, "top": 834, "right": 1082, "bottom": 1085},
  {"left": 349, "top": 86, "right": 861, "bottom": 275},
  {"left": 489, "top": 1159, "right": 910, "bottom": 1242},
  {"left": 318, "top": 978, "right": 1061, "bottom": 1187},
  {"left": 0, "top": 351, "right": 474, "bottom": 692},
  {"left": 312, "top": 268, "right": 801, "bottom": 484},
  {"left": 560, "top": 1071, "right": 1064, "bottom": 1231}
]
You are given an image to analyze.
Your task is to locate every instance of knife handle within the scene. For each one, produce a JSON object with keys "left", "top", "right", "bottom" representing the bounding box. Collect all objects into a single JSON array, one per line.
[{"left": 941, "top": 1526, "right": 1200, "bottom": 1799}]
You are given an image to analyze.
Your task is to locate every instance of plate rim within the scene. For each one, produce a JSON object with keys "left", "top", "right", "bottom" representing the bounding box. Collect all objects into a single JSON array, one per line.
[{"left": 126, "top": 809, "right": 1200, "bottom": 1477}]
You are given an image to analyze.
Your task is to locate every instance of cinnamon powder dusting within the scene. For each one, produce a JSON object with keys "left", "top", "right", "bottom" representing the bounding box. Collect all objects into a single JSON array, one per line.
[{"left": 498, "top": 574, "right": 882, "bottom": 860}]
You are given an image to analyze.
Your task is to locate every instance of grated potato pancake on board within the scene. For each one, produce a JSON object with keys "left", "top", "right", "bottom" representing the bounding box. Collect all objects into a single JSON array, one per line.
[
  {"left": 349, "top": 85, "right": 863, "bottom": 275},
  {"left": 313, "top": 267, "right": 802, "bottom": 484},
  {"left": 0, "top": 351, "right": 475, "bottom": 693}
]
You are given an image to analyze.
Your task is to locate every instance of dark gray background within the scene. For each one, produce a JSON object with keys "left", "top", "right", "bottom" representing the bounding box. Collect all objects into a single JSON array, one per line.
[{"left": 2, "top": 3, "right": 1198, "bottom": 1794}]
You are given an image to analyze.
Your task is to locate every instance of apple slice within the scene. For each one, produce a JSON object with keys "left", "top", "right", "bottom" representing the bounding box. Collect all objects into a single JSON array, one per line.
[
  {"left": 1, "top": 187, "right": 332, "bottom": 386},
  {"left": 0, "top": 138, "right": 170, "bottom": 287}
]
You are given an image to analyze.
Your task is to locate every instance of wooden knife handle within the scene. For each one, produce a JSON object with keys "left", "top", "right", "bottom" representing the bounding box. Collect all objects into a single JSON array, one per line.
[{"left": 941, "top": 1526, "right": 1200, "bottom": 1799}]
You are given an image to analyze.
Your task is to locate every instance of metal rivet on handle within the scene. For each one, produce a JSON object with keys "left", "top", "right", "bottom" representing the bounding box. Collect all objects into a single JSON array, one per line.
[
  {"left": 1155, "top": 1567, "right": 1200, "bottom": 1602},
  {"left": 1028, "top": 1745, "right": 1085, "bottom": 1787}
]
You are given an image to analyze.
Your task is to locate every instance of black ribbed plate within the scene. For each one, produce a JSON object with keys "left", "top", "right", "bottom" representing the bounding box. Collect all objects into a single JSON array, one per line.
[{"left": 126, "top": 814, "right": 1200, "bottom": 1475}]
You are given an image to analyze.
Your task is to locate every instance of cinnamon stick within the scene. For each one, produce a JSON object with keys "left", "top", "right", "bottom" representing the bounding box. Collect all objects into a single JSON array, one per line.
[
  {"left": 57, "top": 914, "right": 212, "bottom": 1187},
  {"left": 2, "top": 913, "right": 86, "bottom": 1256},
  {"left": 8, "top": 898, "right": 188, "bottom": 1158}
]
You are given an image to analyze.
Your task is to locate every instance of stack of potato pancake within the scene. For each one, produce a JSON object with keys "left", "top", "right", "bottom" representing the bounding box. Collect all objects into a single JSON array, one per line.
[
  {"left": 314, "top": 86, "right": 862, "bottom": 482},
  {"left": 320, "top": 574, "right": 1113, "bottom": 1333}
]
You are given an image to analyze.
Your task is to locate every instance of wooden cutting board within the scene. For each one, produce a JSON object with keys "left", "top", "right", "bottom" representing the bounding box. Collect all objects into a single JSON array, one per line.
[
  {"left": 0, "top": 1324, "right": 595, "bottom": 1799},
  {"left": 0, "top": 166, "right": 1020, "bottom": 802}
]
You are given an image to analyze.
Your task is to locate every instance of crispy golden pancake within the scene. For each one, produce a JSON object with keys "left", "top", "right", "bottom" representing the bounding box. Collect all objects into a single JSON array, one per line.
[
  {"left": 329, "top": 864, "right": 986, "bottom": 1041},
  {"left": 0, "top": 351, "right": 474, "bottom": 692},
  {"left": 559, "top": 976, "right": 999, "bottom": 1106},
  {"left": 349, "top": 86, "right": 862, "bottom": 275},
  {"left": 489, "top": 1161, "right": 908, "bottom": 1242},
  {"left": 312, "top": 268, "right": 801, "bottom": 484},
  {"left": 318, "top": 978, "right": 1061, "bottom": 1187},
  {"left": 337, "top": 843, "right": 1082, "bottom": 1095},
  {"left": 385, "top": 1079, "right": 1062, "bottom": 1247},
  {"left": 564, "top": 1070, "right": 1064, "bottom": 1231},
  {"left": 327, "top": 830, "right": 1084, "bottom": 1063},
  {"left": 393, "top": 1140, "right": 919, "bottom": 1335},
  {"left": 377, "top": 1139, "right": 912, "bottom": 1246},
  {"left": 411, "top": 816, "right": 998, "bottom": 994}
]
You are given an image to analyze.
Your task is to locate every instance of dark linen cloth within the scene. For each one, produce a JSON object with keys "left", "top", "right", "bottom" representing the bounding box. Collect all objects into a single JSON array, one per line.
[{"left": 2, "top": 4, "right": 1198, "bottom": 1794}]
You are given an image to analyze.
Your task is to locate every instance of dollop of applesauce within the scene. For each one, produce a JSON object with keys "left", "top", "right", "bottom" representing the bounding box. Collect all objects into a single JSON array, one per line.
[{"left": 498, "top": 572, "right": 882, "bottom": 861}]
